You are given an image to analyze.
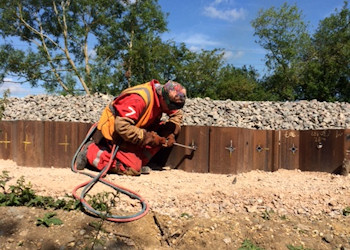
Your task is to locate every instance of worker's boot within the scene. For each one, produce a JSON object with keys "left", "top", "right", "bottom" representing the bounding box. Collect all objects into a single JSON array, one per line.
[
  {"left": 76, "top": 141, "right": 92, "bottom": 170},
  {"left": 141, "top": 166, "right": 152, "bottom": 174}
]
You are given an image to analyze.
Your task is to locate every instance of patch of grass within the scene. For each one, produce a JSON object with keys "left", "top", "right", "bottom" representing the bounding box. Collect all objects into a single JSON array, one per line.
[
  {"left": 280, "top": 215, "right": 287, "bottom": 220},
  {"left": 239, "top": 239, "right": 264, "bottom": 250},
  {"left": 36, "top": 212, "right": 63, "bottom": 227},
  {"left": 261, "top": 208, "right": 274, "bottom": 220},
  {"left": 342, "top": 207, "right": 350, "bottom": 216},
  {"left": 180, "top": 212, "right": 192, "bottom": 219}
]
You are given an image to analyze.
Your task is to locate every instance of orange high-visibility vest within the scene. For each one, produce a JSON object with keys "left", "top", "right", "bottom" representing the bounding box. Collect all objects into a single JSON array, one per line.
[{"left": 97, "top": 81, "right": 156, "bottom": 141}]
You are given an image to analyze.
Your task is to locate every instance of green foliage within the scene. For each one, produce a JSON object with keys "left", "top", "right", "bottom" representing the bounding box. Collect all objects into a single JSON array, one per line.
[
  {"left": 300, "top": 1, "right": 350, "bottom": 101},
  {"left": 252, "top": 2, "right": 311, "bottom": 101},
  {"left": 174, "top": 48, "right": 225, "bottom": 98},
  {"left": 261, "top": 208, "right": 274, "bottom": 220},
  {"left": 87, "top": 191, "right": 119, "bottom": 214},
  {"left": 180, "top": 212, "right": 192, "bottom": 219},
  {"left": 0, "top": 0, "right": 347, "bottom": 101},
  {"left": 280, "top": 215, "right": 287, "bottom": 220},
  {"left": 0, "top": 170, "right": 10, "bottom": 191},
  {"left": 0, "top": 0, "right": 129, "bottom": 94},
  {"left": 0, "top": 171, "right": 81, "bottom": 210},
  {"left": 213, "top": 65, "right": 272, "bottom": 101},
  {"left": 0, "top": 89, "right": 9, "bottom": 120},
  {"left": 343, "top": 206, "right": 350, "bottom": 216},
  {"left": 36, "top": 212, "right": 63, "bottom": 227},
  {"left": 252, "top": 1, "right": 350, "bottom": 102},
  {"left": 239, "top": 239, "right": 264, "bottom": 250},
  {"left": 85, "top": 192, "right": 120, "bottom": 248}
]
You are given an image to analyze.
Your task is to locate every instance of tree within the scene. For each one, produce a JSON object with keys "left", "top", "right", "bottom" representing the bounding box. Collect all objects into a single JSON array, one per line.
[
  {"left": 0, "top": 0, "right": 129, "bottom": 95},
  {"left": 251, "top": 3, "right": 311, "bottom": 100},
  {"left": 174, "top": 48, "right": 225, "bottom": 98},
  {"left": 214, "top": 65, "right": 269, "bottom": 101},
  {"left": 95, "top": 0, "right": 168, "bottom": 92},
  {"left": 301, "top": 1, "right": 350, "bottom": 101},
  {"left": 0, "top": 0, "right": 170, "bottom": 95}
]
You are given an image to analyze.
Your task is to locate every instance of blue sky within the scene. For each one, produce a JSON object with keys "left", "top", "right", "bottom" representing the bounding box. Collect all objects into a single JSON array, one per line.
[{"left": 1, "top": 0, "right": 345, "bottom": 97}]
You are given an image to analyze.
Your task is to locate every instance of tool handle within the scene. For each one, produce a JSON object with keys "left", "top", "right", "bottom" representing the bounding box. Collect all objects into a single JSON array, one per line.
[{"left": 173, "top": 142, "right": 197, "bottom": 150}]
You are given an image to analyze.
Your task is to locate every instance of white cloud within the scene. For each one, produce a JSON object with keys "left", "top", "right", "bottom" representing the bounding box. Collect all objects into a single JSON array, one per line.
[
  {"left": 188, "top": 45, "right": 201, "bottom": 52},
  {"left": 223, "top": 50, "right": 244, "bottom": 61},
  {"left": 203, "top": 6, "right": 246, "bottom": 21},
  {"left": 203, "top": 0, "right": 246, "bottom": 22},
  {"left": 183, "top": 33, "right": 221, "bottom": 47},
  {"left": 0, "top": 79, "right": 45, "bottom": 97},
  {"left": 0, "top": 80, "right": 25, "bottom": 95}
]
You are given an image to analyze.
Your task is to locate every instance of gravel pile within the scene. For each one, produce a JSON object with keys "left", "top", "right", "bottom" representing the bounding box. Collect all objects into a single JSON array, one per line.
[{"left": 2, "top": 94, "right": 350, "bottom": 130}]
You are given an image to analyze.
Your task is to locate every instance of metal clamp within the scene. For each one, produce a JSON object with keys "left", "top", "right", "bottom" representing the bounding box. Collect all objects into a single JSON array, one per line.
[
  {"left": 289, "top": 143, "right": 298, "bottom": 154},
  {"left": 225, "top": 140, "right": 235, "bottom": 157}
]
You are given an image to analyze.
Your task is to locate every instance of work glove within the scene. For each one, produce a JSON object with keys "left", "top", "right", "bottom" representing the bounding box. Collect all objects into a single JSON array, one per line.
[
  {"left": 172, "top": 123, "right": 181, "bottom": 136},
  {"left": 164, "top": 133, "right": 176, "bottom": 147},
  {"left": 142, "top": 131, "right": 166, "bottom": 147},
  {"left": 158, "top": 122, "right": 181, "bottom": 136}
]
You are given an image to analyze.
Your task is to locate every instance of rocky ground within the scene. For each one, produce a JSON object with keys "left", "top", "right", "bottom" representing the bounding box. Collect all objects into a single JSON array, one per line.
[
  {"left": 3, "top": 94, "right": 350, "bottom": 130},
  {"left": 0, "top": 159, "right": 349, "bottom": 249}
]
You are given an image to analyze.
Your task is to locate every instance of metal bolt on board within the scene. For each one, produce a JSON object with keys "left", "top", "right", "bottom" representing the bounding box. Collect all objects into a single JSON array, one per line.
[
  {"left": 289, "top": 143, "right": 298, "bottom": 154},
  {"left": 225, "top": 140, "right": 236, "bottom": 157}
]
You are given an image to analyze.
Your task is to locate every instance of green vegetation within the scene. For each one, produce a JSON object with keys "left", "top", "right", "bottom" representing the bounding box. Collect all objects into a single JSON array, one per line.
[
  {"left": 86, "top": 191, "right": 119, "bottom": 214},
  {"left": 0, "top": 89, "right": 9, "bottom": 120},
  {"left": 0, "top": 1, "right": 348, "bottom": 101},
  {"left": 0, "top": 170, "right": 120, "bottom": 247},
  {"left": 0, "top": 171, "right": 81, "bottom": 209},
  {"left": 36, "top": 212, "right": 63, "bottom": 227},
  {"left": 239, "top": 239, "right": 264, "bottom": 250},
  {"left": 0, "top": 170, "right": 120, "bottom": 214},
  {"left": 261, "top": 208, "right": 274, "bottom": 220},
  {"left": 343, "top": 206, "right": 350, "bottom": 216}
]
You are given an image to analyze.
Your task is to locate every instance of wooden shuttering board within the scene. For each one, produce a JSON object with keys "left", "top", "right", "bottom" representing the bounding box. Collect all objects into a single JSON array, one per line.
[
  {"left": 251, "top": 130, "right": 275, "bottom": 172},
  {"left": 0, "top": 120, "right": 348, "bottom": 174},
  {"left": 13, "top": 120, "right": 45, "bottom": 167},
  {"left": 163, "top": 126, "right": 209, "bottom": 173},
  {"left": 209, "top": 128, "right": 274, "bottom": 174},
  {"left": 0, "top": 121, "right": 14, "bottom": 160},
  {"left": 0, "top": 121, "right": 93, "bottom": 168},
  {"left": 43, "top": 121, "right": 93, "bottom": 168},
  {"left": 209, "top": 127, "right": 249, "bottom": 174},
  {"left": 276, "top": 130, "right": 300, "bottom": 170},
  {"left": 345, "top": 129, "right": 350, "bottom": 161},
  {"left": 299, "top": 129, "right": 344, "bottom": 173}
]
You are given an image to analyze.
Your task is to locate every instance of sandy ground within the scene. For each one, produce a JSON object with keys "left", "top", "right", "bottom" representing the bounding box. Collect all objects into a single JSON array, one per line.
[
  {"left": 1, "top": 159, "right": 350, "bottom": 249},
  {"left": 1, "top": 159, "right": 350, "bottom": 218}
]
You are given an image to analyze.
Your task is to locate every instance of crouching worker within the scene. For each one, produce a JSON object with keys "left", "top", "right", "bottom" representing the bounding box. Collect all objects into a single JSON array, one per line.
[{"left": 76, "top": 79, "right": 187, "bottom": 176}]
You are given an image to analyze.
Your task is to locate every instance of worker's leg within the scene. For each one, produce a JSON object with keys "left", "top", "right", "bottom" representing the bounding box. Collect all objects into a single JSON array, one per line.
[{"left": 85, "top": 140, "right": 143, "bottom": 176}]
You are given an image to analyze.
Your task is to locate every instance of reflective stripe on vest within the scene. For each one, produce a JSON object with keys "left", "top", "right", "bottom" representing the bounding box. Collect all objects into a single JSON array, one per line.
[{"left": 97, "top": 82, "right": 155, "bottom": 140}]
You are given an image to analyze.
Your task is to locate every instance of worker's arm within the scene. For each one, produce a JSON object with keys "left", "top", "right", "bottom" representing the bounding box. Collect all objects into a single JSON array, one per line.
[
  {"left": 166, "top": 109, "right": 183, "bottom": 135},
  {"left": 113, "top": 94, "right": 166, "bottom": 146}
]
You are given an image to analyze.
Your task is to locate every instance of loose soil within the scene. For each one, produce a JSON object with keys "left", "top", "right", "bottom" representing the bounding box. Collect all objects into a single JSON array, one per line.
[{"left": 0, "top": 159, "right": 349, "bottom": 250}]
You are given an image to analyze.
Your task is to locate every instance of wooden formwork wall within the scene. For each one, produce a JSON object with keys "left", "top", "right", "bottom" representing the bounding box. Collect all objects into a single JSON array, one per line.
[
  {"left": 162, "top": 126, "right": 346, "bottom": 174},
  {"left": 0, "top": 121, "right": 348, "bottom": 174}
]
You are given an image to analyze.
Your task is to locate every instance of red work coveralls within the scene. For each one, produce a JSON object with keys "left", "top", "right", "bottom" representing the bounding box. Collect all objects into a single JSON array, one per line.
[{"left": 86, "top": 80, "right": 176, "bottom": 173}]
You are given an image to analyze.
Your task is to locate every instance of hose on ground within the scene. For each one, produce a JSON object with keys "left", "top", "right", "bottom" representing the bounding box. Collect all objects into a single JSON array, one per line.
[{"left": 71, "top": 123, "right": 149, "bottom": 222}]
